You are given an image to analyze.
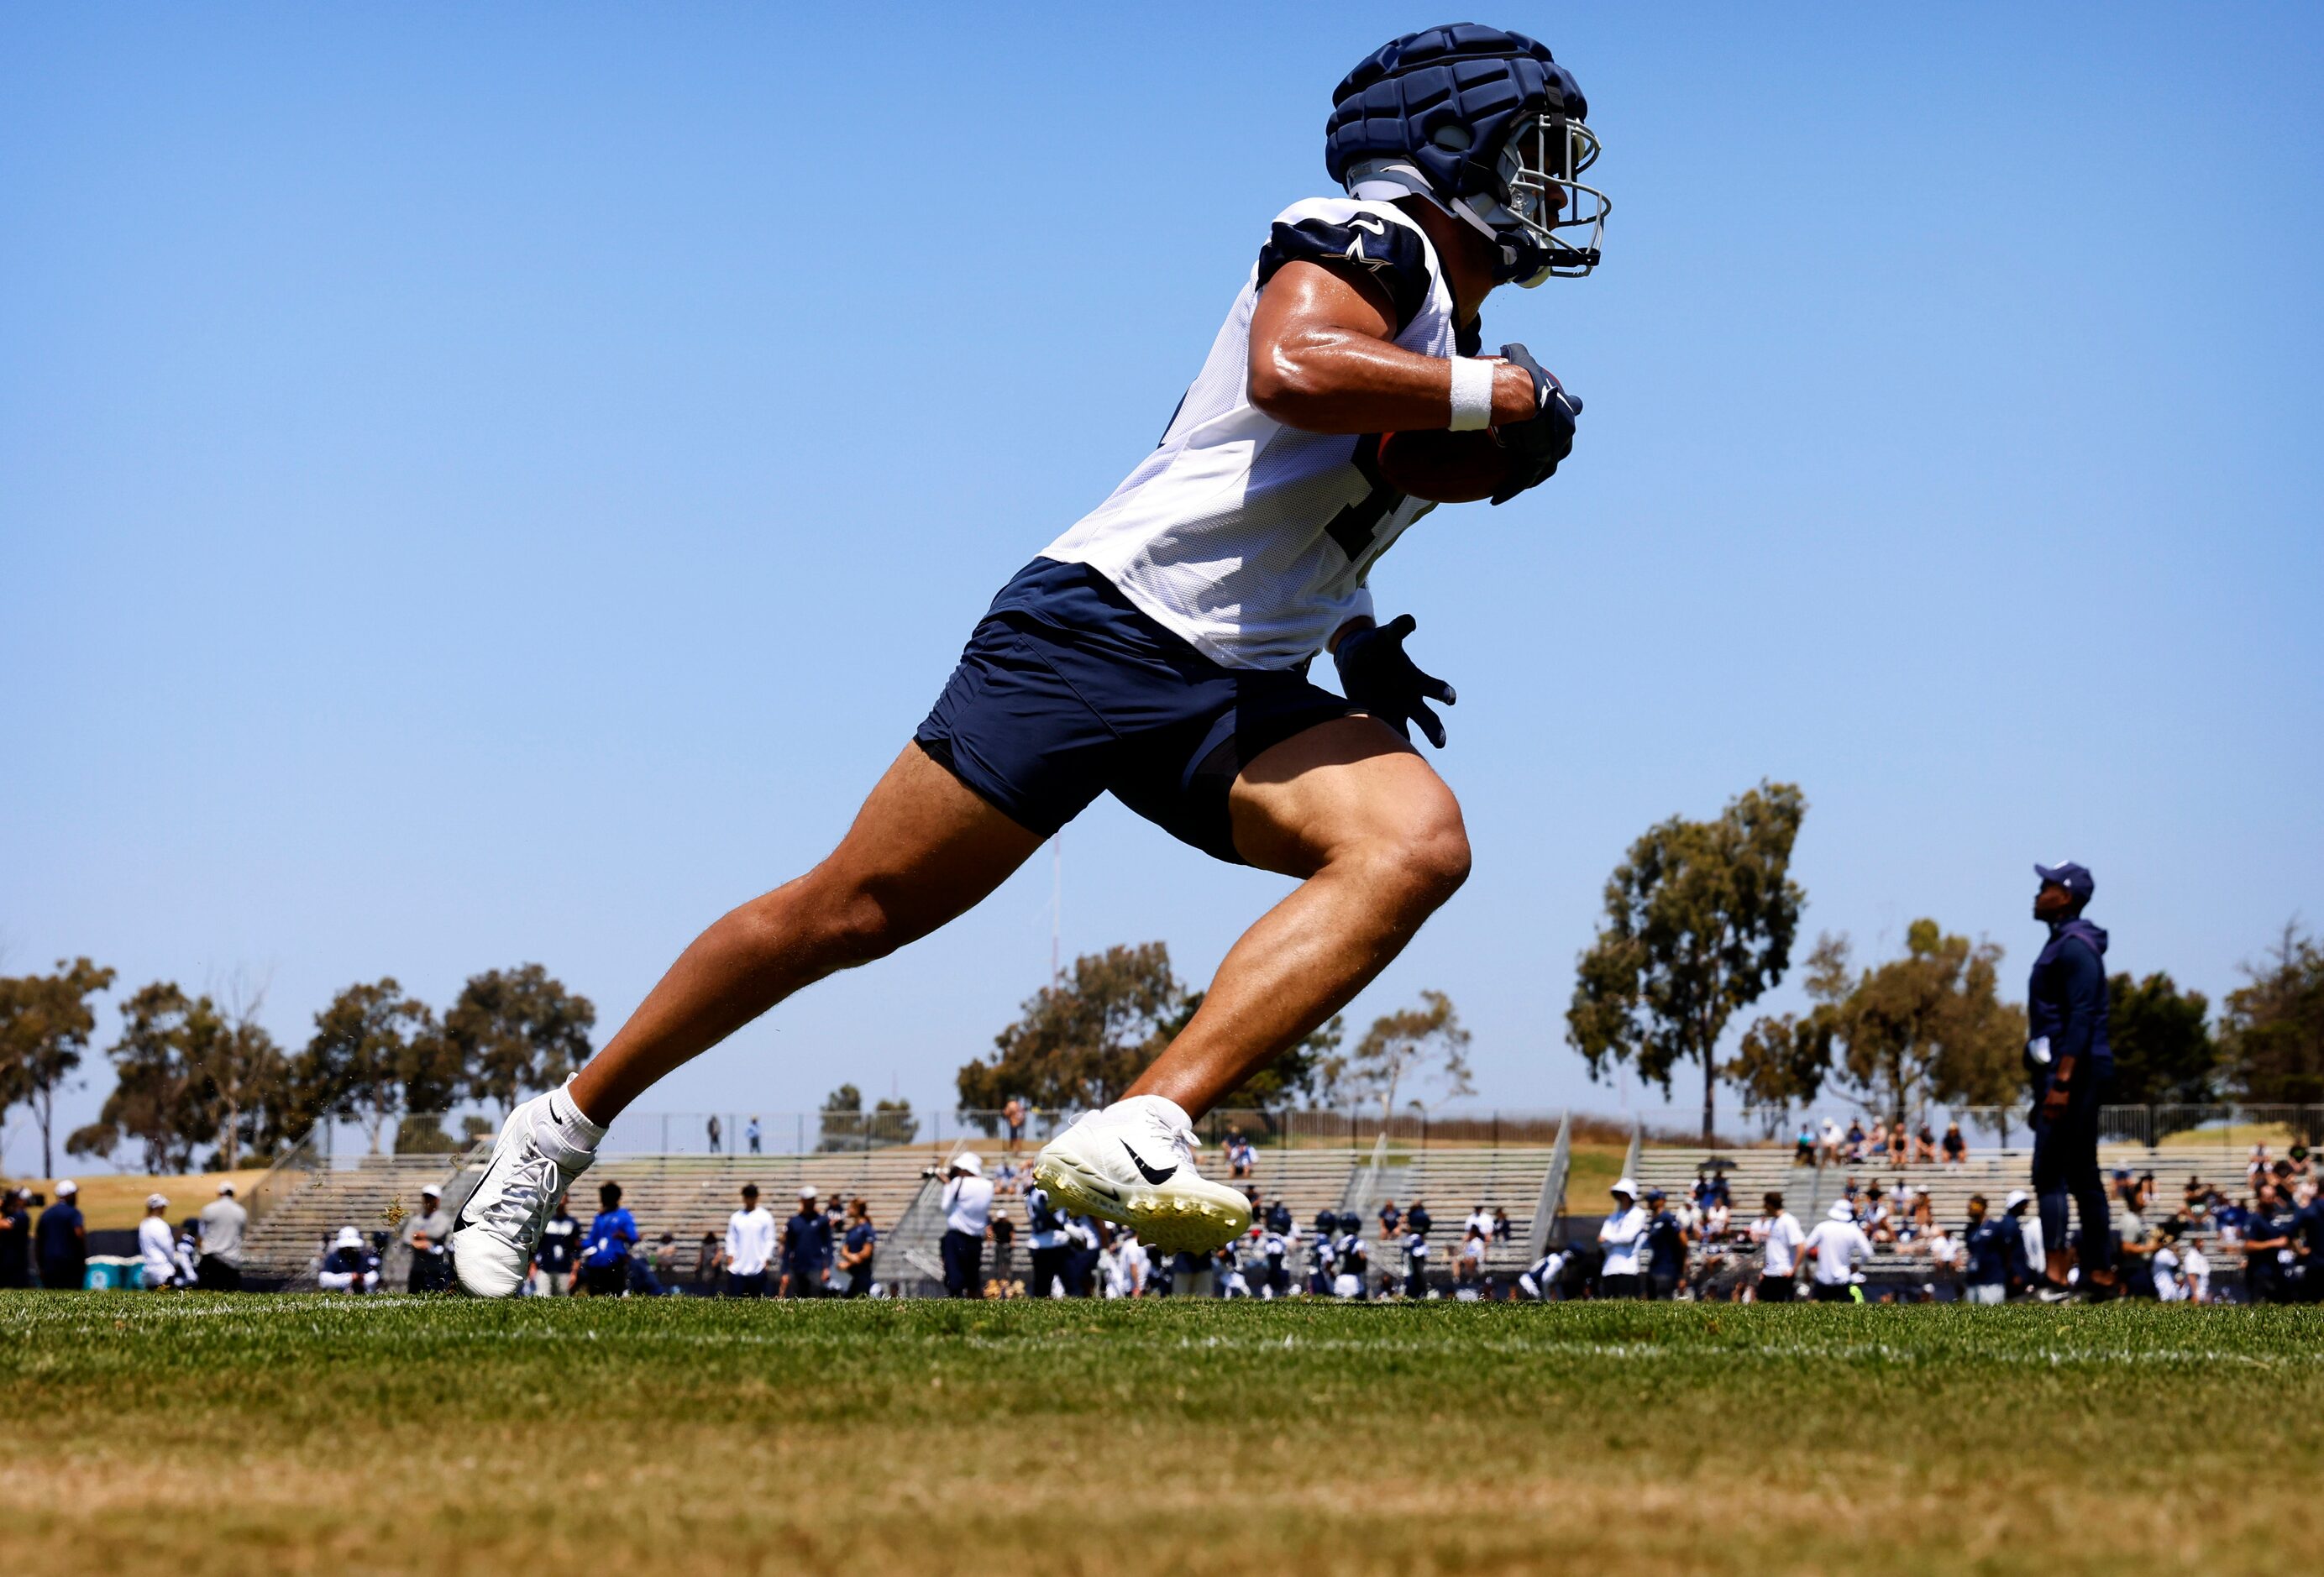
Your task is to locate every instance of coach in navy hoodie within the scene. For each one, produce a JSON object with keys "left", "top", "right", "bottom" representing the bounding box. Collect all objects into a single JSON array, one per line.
[{"left": 2026, "top": 861, "right": 2119, "bottom": 1299}]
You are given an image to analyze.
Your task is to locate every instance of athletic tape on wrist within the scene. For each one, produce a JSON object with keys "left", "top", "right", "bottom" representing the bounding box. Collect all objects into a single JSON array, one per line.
[{"left": 1448, "top": 357, "right": 1496, "bottom": 432}]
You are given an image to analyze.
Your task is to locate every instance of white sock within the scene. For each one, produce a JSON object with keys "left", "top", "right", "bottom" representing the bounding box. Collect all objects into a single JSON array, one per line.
[{"left": 545, "top": 1081, "right": 607, "bottom": 1149}]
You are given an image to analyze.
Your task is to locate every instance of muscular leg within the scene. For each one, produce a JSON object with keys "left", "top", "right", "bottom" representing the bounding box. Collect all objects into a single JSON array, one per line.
[
  {"left": 1126, "top": 716, "right": 1470, "bottom": 1117},
  {"left": 568, "top": 743, "right": 1043, "bottom": 1123}
]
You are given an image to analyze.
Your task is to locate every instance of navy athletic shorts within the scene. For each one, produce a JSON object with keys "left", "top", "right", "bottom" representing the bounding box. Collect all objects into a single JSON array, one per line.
[{"left": 914, "top": 558, "right": 1361, "bottom": 864}]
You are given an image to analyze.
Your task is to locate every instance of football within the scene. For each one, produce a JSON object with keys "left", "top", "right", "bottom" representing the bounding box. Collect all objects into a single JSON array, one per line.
[{"left": 1374, "top": 427, "right": 1511, "bottom": 504}]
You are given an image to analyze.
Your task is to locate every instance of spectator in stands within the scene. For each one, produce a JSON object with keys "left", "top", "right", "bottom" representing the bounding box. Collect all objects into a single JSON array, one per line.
[
  {"left": 838, "top": 1197, "right": 878, "bottom": 1297},
  {"left": 2004, "top": 1189, "right": 2043, "bottom": 1286},
  {"left": 1860, "top": 1182, "right": 1896, "bottom": 1244},
  {"left": 318, "top": 1226, "right": 381, "bottom": 1292},
  {"left": 2243, "top": 1180, "right": 2296, "bottom": 1303},
  {"left": 1904, "top": 1187, "right": 1936, "bottom": 1243},
  {"left": 1408, "top": 1200, "right": 1435, "bottom": 1239},
  {"left": 196, "top": 1181, "right": 247, "bottom": 1292},
  {"left": 1226, "top": 1129, "right": 1256, "bottom": 1179},
  {"left": 1456, "top": 1224, "right": 1487, "bottom": 1292},
  {"left": 1110, "top": 1228, "right": 1152, "bottom": 1298},
  {"left": 1795, "top": 1124, "right": 1816, "bottom": 1166},
  {"left": 1888, "top": 1119, "right": 1910, "bottom": 1167},
  {"left": 403, "top": 1185, "right": 454, "bottom": 1293},
  {"left": 721, "top": 1183, "right": 776, "bottom": 1297},
  {"left": 35, "top": 1180, "right": 86, "bottom": 1291},
  {"left": 1249, "top": 1221, "right": 1284, "bottom": 1297},
  {"left": 1819, "top": 1119, "right": 1844, "bottom": 1166},
  {"left": 1598, "top": 1180, "right": 1648, "bottom": 1299},
  {"left": 1844, "top": 1119, "right": 1867, "bottom": 1163},
  {"left": 781, "top": 1185, "right": 834, "bottom": 1297},
  {"left": 1913, "top": 1121, "right": 1938, "bottom": 1166},
  {"left": 2112, "top": 1171, "right": 2158, "bottom": 1297},
  {"left": 643, "top": 1234, "right": 679, "bottom": 1292},
  {"left": 1400, "top": 1223, "right": 1430, "bottom": 1297},
  {"left": 2151, "top": 1219, "right": 2190, "bottom": 1302},
  {"left": 137, "top": 1194, "right": 176, "bottom": 1290},
  {"left": 939, "top": 1155, "right": 993, "bottom": 1299},
  {"left": 1751, "top": 1192, "right": 1803, "bottom": 1302},
  {"left": 1025, "top": 1182, "right": 1069, "bottom": 1297},
  {"left": 2247, "top": 1144, "right": 2271, "bottom": 1191},
  {"left": 0, "top": 1188, "right": 29, "bottom": 1290},
  {"left": 1308, "top": 1211, "right": 1338, "bottom": 1296},
  {"left": 1802, "top": 1201, "right": 1873, "bottom": 1302},
  {"left": 1960, "top": 1194, "right": 2015, "bottom": 1305},
  {"left": 580, "top": 1181, "right": 638, "bottom": 1297},
  {"left": 1002, "top": 1097, "right": 1026, "bottom": 1155},
  {"left": 707, "top": 1114, "right": 722, "bottom": 1154},
  {"left": 170, "top": 1214, "right": 201, "bottom": 1288},
  {"left": 1941, "top": 1122, "right": 1967, "bottom": 1171},
  {"left": 1643, "top": 1188, "right": 1688, "bottom": 1300},
  {"left": 987, "top": 1205, "right": 1015, "bottom": 1288},
  {"left": 532, "top": 1193, "right": 580, "bottom": 1295},
  {"left": 695, "top": 1231, "right": 721, "bottom": 1291},
  {"left": 745, "top": 1115, "right": 763, "bottom": 1155},
  {"left": 1333, "top": 1218, "right": 1368, "bottom": 1299},
  {"left": 1493, "top": 1206, "right": 1513, "bottom": 1243},
  {"left": 1377, "top": 1200, "right": 1401, "bottom": 1239},
  {"left": 1066, "top": 1213, "right": 1104, "bottom": 1296}
]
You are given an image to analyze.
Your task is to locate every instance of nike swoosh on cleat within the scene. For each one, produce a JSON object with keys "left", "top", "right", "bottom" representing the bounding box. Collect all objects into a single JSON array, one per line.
[{"left": 1120, "top": 1140, "right": 1178, "bottom": 1185}]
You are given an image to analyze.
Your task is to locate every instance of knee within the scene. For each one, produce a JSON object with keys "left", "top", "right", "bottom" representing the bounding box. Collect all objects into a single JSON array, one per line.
[
  {"left": 731, "top": 873, "right": 909, "bottom": 972},
  {"left": 1357, "top": 799, "right": 1472, "bottom": 912}
]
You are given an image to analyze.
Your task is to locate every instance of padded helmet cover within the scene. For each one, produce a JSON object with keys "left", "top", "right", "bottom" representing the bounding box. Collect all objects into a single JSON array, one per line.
[{"left": 1324, "top": 23, "right": 1588, "bottom": 203}]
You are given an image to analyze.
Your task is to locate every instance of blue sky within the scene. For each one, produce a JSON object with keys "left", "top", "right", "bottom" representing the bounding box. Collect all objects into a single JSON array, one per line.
[{"left": 4, "top": 4, "right": 2319, "bottom": 1169}]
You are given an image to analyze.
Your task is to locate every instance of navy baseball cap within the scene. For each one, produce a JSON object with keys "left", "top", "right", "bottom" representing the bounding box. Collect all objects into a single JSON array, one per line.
[{"left": 2034, "top": 861, "right": 2095, "bottom": 900}]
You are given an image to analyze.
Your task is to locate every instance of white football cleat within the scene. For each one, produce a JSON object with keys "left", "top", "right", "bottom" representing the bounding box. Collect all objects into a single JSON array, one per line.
[
  {"left": 1033, "top": 1096, "right": 1251, "bottom": 1255},
  {"left": 450, "top": 1092, "right": 596, "bottom": 1298}
]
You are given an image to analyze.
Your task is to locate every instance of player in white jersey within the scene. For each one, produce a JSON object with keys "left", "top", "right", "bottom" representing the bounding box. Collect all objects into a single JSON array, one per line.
[{"left": 454, "top": 24, "right": 1608, "bottom": 1295}]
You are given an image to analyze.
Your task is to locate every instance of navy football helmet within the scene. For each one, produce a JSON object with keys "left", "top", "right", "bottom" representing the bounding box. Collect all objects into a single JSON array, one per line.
[{"left": 1325, "top": 23, "right": 1608, "bottom": 285}]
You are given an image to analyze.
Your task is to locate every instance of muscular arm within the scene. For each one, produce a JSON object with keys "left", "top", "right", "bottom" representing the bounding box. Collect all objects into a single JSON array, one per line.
[{"left": 1246, "top": 260, "right": 1535, "bottom": 434}]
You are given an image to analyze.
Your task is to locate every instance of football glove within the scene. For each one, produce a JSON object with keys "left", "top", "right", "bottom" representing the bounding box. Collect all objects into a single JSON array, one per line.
[
  {"left": 1333, "top": 613, "right": 1456, "bottom": 748},
  {"left": 1490, "top": 343, "right": 1582, "bottom": 506}
]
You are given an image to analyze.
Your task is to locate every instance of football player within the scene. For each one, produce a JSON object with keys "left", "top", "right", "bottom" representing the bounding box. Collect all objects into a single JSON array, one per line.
[{"left": 454, "top": 24, "right": 1607, "bottom": 1294}]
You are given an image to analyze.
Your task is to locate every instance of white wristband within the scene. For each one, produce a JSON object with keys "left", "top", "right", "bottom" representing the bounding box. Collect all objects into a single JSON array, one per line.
[{"left": 1447, "top": 357, "right": 1496, "bottom": 431}]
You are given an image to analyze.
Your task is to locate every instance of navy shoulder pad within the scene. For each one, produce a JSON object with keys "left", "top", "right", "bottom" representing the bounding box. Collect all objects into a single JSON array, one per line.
[{"left": 1257, "top": 212, "right": 1432, "bottom": 333}]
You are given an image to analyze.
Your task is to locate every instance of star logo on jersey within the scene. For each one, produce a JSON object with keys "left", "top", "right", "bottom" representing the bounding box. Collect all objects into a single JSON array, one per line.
[{"left": 1340, "top": 233, "right": 1393, "bottom": 275}]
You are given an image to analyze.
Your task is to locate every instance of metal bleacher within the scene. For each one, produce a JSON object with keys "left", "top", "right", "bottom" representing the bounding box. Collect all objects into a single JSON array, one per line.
[
  {"left": 245, "top": 1116, "right": 2265, "bottom": 1297},
  {"left": 242, "top": 1154, "right": 476, "bottom": 1288},
  {"left": 1628, "top": 1139, "right": 2253, "bottom": 1289}
]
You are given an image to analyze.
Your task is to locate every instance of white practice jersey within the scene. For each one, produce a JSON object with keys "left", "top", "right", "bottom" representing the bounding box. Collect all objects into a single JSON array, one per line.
[{"left": 1040, "top": 196, "right": 1478, "bottom": 670}]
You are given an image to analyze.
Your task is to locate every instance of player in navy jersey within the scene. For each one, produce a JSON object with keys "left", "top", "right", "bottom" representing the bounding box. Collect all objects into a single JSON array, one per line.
[{"left": 455, "top": 24, "right": 1609, "bottom": 1296}]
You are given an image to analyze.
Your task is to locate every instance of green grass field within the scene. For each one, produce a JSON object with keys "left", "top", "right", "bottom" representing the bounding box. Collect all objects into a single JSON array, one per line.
[{"left": 4, "top": 1293, "right": 2321, "bottom": 1575}]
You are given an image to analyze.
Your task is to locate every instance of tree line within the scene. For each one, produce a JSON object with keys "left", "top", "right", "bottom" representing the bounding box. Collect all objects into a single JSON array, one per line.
[
  {"left": 1567, "top": 782, "right": 2324, "bottom": 1139},
  {"left": 0, "top": 961, "right": 594, "bottom": 1177},
  {"left": 955, "top": 940, "right": 1475, "bottom": 1129}
]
